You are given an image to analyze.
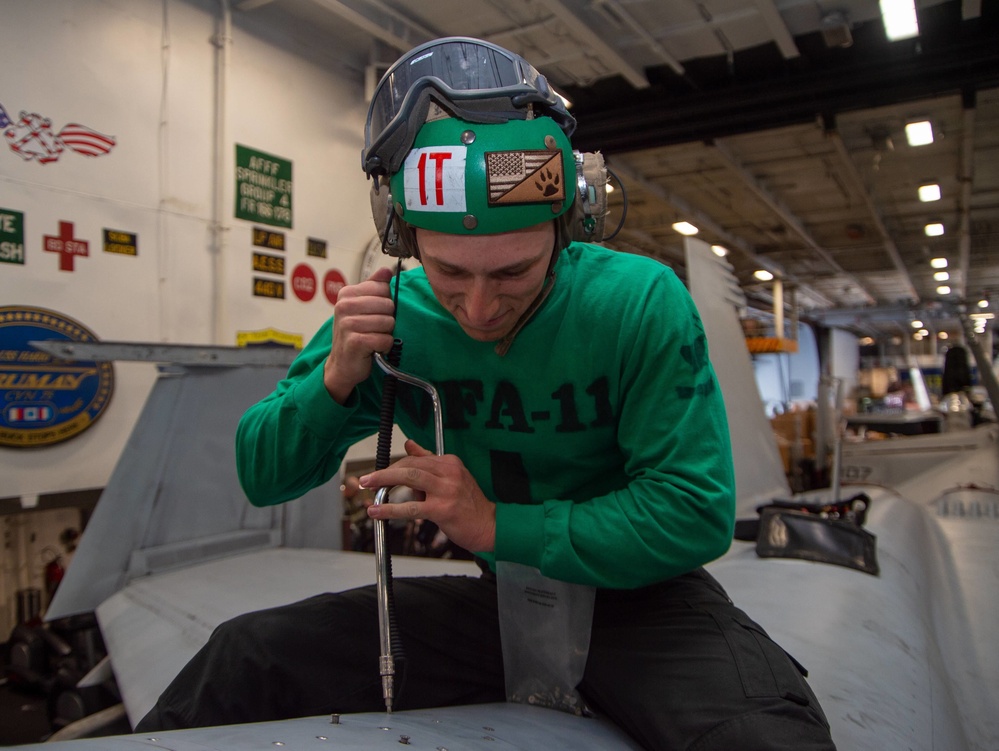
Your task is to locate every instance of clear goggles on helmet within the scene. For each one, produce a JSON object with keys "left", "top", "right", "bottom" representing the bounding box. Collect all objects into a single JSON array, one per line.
[{"left": 362, "top": 36, "right": 575, "bottom": 178}]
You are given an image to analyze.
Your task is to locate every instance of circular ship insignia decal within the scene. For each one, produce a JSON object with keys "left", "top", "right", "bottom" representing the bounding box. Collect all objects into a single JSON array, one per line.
[{"left": 0, "top": 306, "right": 114, "bottom": 448}]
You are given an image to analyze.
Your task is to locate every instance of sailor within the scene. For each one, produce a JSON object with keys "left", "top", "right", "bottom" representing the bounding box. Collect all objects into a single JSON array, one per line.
[{"left": 137, "top": 37, "right": 836, "bottom": 750}]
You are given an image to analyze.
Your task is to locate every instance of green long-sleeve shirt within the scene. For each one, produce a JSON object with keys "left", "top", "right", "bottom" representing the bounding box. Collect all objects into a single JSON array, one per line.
[{"left": 236, "top": 243, "right": 735, "bottom": 589}]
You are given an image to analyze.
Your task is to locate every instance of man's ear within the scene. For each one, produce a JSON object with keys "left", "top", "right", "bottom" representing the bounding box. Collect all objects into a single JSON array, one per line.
[{"left": 369, "top": 178, "right": 419, "bottom": 259}]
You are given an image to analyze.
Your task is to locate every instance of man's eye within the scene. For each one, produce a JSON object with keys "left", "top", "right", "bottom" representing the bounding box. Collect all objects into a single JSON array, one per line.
[{"left": 499, "top": 268, "right": 529, "bottom": 279}]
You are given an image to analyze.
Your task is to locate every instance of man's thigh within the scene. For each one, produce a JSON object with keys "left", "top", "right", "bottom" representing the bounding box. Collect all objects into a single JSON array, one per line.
[{"left": 582, "top": 569, "right": 835, "bottom": 751}]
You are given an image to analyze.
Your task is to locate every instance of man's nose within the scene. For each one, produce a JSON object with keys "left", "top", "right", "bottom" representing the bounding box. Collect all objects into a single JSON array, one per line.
[{"left": 464, "top": 277, "right": 501, "bottom": 323}]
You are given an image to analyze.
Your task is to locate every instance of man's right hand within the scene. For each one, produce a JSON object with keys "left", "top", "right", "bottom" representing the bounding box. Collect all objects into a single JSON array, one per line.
[{"left": 323, "top": 266, "right": 397, "bottom": 404}]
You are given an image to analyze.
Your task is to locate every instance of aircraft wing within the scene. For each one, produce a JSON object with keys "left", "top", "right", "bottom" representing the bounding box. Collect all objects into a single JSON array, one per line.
[{"left": 5, "top": 701, "right": 644, "bottom": 750}]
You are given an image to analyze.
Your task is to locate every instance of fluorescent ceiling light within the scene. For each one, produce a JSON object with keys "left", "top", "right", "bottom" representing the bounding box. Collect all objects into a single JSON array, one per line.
[
  {"left": 905, "top": 120, "right": 934, "bottom": 146},
  {"left": 710, "top": 245, "right": 729, "bottom": 257},
  {"left": 924, "top": 223, "right": 945, "bottom": 237},
  {"left": 672, "top": 221, "right": 699, "bottom": 236},
  {"left": 930, "top": 257, "right": 948, "bottom": 268},
  {"left": 933, "top": 271, "right": 950, "bottom": 282},
  {"left": 918, "top": 184, "right": 941, "bottom": 202},
  {"left": 881, "top": 0, "right": 920, "bottom": 41},
  {"left": 753, "top": 269, "right": 774, "bottom": 281},
  {"left": 937, "top": 285, "right": 951, "bottom": 295}
]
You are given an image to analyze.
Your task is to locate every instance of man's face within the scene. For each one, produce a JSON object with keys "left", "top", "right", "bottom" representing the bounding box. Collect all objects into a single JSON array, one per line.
[{"left": 416, "top": 222, "right": 555, "bottom": 342}]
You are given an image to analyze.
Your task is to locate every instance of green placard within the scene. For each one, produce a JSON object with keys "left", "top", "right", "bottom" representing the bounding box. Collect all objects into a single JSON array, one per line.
[
  {"left": 0, "top": 208, "right": 25, "bottom": 265},
  {"left": 235, "top": 145, "right": 293, "bottom": 228}
]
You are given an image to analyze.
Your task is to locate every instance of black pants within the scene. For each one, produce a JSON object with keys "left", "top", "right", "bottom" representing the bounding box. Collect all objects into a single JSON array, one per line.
[{"left": 135, "top": 568, "right": 835, "bottom": 751}]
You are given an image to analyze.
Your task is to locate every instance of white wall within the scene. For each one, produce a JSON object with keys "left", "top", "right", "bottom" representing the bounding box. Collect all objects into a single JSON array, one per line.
[{"left": 0, "top": 0, "right": 377, "bottom": 500}]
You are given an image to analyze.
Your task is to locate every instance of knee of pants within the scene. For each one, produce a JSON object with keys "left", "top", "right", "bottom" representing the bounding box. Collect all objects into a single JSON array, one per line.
[{"left": 688, "top": 708, "right": 837, "bottom": 751}]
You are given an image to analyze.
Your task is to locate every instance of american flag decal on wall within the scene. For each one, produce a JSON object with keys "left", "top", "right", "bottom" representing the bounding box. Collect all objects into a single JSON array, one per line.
[
  {"left": 58, "top": 123, "right": 116, "bottom": 157},
  {"left": 486, "top": 150, "right": 565, "bottom": 205},
  {"left": 0, "top": 103, "right": 116, "bottom": 164}
]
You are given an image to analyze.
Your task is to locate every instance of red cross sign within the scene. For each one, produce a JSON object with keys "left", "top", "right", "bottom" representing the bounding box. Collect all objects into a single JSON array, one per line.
[{"left": 44, "top": 221, "right": 89, "bottom": 271}]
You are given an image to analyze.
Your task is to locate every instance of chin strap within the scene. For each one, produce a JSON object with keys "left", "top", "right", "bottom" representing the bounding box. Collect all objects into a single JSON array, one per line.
[
  {"left": 494, "top": 271, "right": 556, "bottom": 357},
  {"left": 494, "top": 240, "right": 562, "bottom": 357}
]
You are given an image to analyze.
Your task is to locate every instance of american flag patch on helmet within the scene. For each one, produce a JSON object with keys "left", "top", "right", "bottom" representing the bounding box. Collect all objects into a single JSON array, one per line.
[{"left": 486, "top": 150, "right": 564, "bottom": 205}]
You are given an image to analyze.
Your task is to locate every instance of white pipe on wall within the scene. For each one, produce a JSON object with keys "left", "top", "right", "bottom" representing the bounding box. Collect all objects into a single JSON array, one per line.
[
  {"left": 158, "top": 0, "right": 172, "bottom": 341},
  {"left": 211, "top": 0, "right": 232, "bottom": 344}
]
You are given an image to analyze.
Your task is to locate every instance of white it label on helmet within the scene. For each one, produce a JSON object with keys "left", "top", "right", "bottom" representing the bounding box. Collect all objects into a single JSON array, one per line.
[{"left": 403, "top": 146, "right": 467, "bottom": 212}]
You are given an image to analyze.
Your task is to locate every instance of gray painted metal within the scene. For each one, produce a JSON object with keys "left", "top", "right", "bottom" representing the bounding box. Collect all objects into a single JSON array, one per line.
[
  {"left": 45, "top": 366, "right": 341, "bottom": 621},
  {"left": 5, "top": 702, "right": 643, "bottom": 750},
  {"left": 29, "top": 340, "right": 298, "bottom": 367}
]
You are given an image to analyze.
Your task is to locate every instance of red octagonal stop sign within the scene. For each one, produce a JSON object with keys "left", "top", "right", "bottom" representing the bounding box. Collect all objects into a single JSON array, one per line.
[
  {"left": 323, "top": 269, "right": 347, "bottom": 305},
  {"left": 291, "top": 264, "right": 317, "bottom": 302}
]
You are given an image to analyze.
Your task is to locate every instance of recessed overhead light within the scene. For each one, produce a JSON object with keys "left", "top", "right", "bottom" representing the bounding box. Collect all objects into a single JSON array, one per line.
[
  {"left": 710, "top": 245, "right": 728, "bottom": 257},
  {"left": 924, "top": 223, "right": 945, "bottom": 237},
  {"left": 753, "top": 269, "right": 774, "bottom": 281},
  {"left": 905, "top": 120, "right": 934, "bottom": 146},
  {"left": 933, "top": 271, "right": 950, "bottom": 282},
  {"left": 937, "top": 285, "right": 951, "bottom": 295},
  {"left": 605, "top": 183, "right": 615, "bottom": 194},
  {"left": 918, "top": 328, "right": 929, "bottom": 337},
  {"left": 672, "top": 221, "right": 699, "bottom": 236},
  {"left": 978, "top": 299, "right": 989, "bottom": 308},
  {"left": 911, "top": 319, "right": 923, "bottom": 328},
  {"left": 918, "top": 184, "right": 941, "bottom": 202},
  {"left": 938, "top": 332, "right": 948, "bottom": 340},
  {"left": 881, "top": 0, "right": 920, "bottom": 40},
  {"left": 913, "top": 332, "right": 923, "bottom": 340},
  {"left": 930, "top": 257, "right": 948, "bottom": 268}
]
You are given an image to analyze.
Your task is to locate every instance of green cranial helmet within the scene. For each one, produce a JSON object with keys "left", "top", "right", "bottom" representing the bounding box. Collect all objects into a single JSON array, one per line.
[{"left": 388, "top": 115, "right": 576, "bottom": 236}]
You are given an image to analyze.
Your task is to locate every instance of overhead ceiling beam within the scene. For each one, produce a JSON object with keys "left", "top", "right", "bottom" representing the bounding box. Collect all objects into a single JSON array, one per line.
[
  {"left": 570, "top": 16, "right": 999, "bottom": 153},
  {"left": 710, "top": 138, "right": 876, "bottom": 305},
  {"left": 957, "top": 90, "right": 975, "bottom": 301},
  {"left": 530, "top": 0, "right": 650, "bottom": 88},
  {"left": 751, "top": 0, "right": 800, "bottom": 59},
  {"left": 822, "top": 120, "right": 920, "bottom": 305},
  {"left": 591, "top": 0, "right": 687, "bottom": 76},
  {"left": 235, "top": 0, "right": 276, "bottom": 10},
  {"left": 302, "top": 0, "right": 431, "bottom": 53},
  {"left": 962, "top": 0, "right": 982, "bottom": 20},
  {"left": 607, "top": 158, "right": 833, "bottom": 308}
]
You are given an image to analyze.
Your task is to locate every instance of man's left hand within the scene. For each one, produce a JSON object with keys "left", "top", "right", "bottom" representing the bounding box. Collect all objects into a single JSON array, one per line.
[{"left": 361, "top": 440, "right": 496, "bottom": 553}]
